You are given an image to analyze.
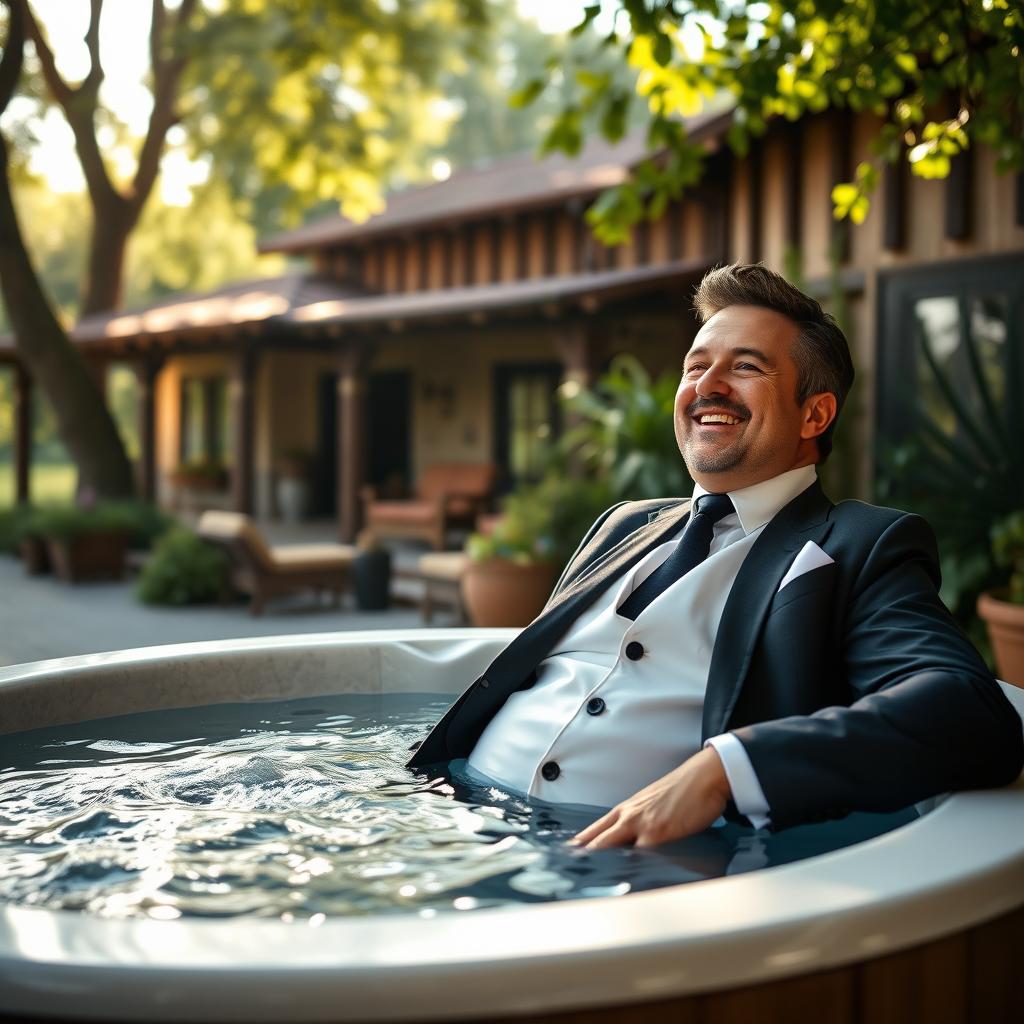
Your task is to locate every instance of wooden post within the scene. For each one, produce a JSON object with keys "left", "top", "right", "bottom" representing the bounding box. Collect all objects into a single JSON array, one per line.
[
  {"left": 134, "top": 354, "right": 164, "bottom": 502},
  {"left": 883, "top": 146, "right": 908, "bottom": 252},
  {"left": 830, "top": 108, "right": 854, "bottom": 264},
  {"left": 230, "top": 347, "right": 258, "bottom": 515},
  {"left": 337, "top": 340, "right": 370, "bottom": 543},
  {"left": 945, "top": 146, "right": 972, "bottom": 241},
  {"left": 785, "top": 120, "right": 804, "bottom": 253},
  {"left": 748, "top": 138, "right": 764, "bottom": 263},
  {"left": 14, "top": 362, "right": 31, "bottom": 504}
]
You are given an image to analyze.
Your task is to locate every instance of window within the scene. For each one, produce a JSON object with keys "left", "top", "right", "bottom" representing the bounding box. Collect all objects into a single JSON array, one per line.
[
  {"left": 876, "top": 255, "right": 1023, "bottom": 454},
  {"left": 494, "top": 363, "right": 562, "bottom": 490},
  {"left": 179, "top": 376, "right": 230, "bottom": 465}
]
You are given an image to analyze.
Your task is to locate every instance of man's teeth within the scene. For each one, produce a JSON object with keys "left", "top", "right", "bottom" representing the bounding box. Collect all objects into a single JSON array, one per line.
[{"left": 699, "top": 414, "right": 741, "bottom": 425}]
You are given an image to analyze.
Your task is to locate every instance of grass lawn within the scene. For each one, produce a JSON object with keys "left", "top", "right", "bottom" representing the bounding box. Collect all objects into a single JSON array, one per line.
[{"left": 0, "top": 462, "right": 77, "bottom": 507}]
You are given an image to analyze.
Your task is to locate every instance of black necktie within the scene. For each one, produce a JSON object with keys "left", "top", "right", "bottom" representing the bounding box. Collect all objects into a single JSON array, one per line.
[{"left": 617, "top": 493, "right": 735, "bottom": 620}]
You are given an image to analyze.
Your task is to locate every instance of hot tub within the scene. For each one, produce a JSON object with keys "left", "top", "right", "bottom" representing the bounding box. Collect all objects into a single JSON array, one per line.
[{"left": 0, "top": 629, "right": 1021, "bottom": 1023}]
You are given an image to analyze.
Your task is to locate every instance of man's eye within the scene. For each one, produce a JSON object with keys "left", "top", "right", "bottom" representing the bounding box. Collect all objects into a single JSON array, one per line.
[
  {"left": 684, "top": 364, "right": 706, "bottom": 375},
  {"left": 737, "top": 362, "right": 762, "bottom": 372}
]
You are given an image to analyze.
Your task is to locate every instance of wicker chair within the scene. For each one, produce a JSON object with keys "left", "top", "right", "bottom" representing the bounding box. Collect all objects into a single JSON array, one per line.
[
  {"left": 197, "top": 511, "right": 354, "bottom": 615},
  {"left": 361, "top": 463, "right": 497, "bottom": 550}
]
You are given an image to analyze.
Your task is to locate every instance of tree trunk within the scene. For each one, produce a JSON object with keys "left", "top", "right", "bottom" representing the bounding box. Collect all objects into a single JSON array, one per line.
[
  {"left": 81, "top": 197, "right": 136, "bottom": 315},
  {"left": 0, "top": 134, "right": 135, "bottom": 500}
]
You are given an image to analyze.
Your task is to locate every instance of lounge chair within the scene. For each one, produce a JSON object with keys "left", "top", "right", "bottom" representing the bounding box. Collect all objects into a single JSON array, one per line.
[
  {"left": 197, "top": 511, "right": 354, "bottom": 615},
  {"left": 361, "top": 463, "right": 497, "bottom": 550}
]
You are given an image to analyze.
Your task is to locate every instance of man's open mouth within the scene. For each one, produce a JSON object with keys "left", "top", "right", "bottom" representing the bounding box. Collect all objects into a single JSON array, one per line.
[{"left": 694, "top": 412, "right": 743, "bottom": 426}]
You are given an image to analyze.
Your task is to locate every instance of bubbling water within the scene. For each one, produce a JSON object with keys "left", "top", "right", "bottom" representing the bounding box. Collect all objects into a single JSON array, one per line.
[{"left": 0, "top": 693, "right": 916, "bottom": 921}]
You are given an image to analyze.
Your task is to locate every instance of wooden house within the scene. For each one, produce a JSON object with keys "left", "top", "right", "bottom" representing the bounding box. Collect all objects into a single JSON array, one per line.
[{"left": 2, "top": 105, "right": 1022, "bottom": 541}]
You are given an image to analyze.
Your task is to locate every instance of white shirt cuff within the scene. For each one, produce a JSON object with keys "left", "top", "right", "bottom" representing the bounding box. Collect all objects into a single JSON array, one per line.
[{"left": 705, "top": 733, "right": 772, "bottom": 829}]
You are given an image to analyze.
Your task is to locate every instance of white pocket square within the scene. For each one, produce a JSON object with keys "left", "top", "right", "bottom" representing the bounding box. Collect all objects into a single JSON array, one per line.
[{"left": 777, "top": 540, "right": 834, "bottom": 593}]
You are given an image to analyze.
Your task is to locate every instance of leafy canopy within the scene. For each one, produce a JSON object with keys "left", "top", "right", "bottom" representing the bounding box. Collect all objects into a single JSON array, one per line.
[{"left": 521, "top": 0, "right": 1024, "bottom": 243}]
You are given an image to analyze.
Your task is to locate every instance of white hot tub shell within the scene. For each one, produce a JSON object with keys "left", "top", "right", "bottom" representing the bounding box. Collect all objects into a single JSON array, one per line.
[{"left": 0, "top": 629, "right": 1021, "bottom": 1022}]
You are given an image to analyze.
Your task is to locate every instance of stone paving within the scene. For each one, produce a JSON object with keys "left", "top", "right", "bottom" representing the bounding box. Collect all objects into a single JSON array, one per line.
[{"left": 0, "top": 530, "right": 457, "bottom": 668}]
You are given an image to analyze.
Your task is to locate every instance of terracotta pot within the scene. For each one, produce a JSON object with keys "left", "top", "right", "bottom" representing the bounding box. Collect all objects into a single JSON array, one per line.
[
  {"left": 461, "top": 558, "right": 557, "bottom": 628},
  {"left": 978, "top": 590, "right": 1024, "bottom": 687},
  {"left": 45, "top": 530, "right": 129, "bottom": 583}
]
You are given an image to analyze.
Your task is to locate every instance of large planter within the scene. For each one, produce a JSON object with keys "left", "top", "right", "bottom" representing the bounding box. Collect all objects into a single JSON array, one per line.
[
  {"left": 978, "top": 590, "right": 1024, "bottom": 687},
  {"left": 353, "top": 548, "right": 392, "bottom": 610},
  {"left": 45, "top": 530, "right": 130, "bottom": 583},
  {"left": 461, "top": 558, "right": 557, "bottom": 628},
  {"left": 19, "top": 535, "right": 51, "bottom": 576}
]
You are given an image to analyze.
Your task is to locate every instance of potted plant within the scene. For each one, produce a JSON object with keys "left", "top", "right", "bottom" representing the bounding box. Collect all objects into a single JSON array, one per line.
[
  {"left": 462, "top": 476, "right": 610, "bottom": 628},
  {"left": 353, "top": 529, "right": 392, "bottom": 611},
  {"left": 978, "top": 512, "right": 1024, "bottom": 685},
  {"left": 275, "top": 449, "right": 312, "bottom": 525},
  {"left": 30, "top": 502, "right": 138, "bottom": 583},
  {"left": 170, "top": 457, "right": 228, "bottom": 492}
]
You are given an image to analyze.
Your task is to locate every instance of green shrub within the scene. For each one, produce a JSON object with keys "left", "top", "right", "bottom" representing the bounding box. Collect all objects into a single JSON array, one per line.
[
  {"left": 993, "top": 512, "right": 1024, "bottom": 606},
  {"left": 559, "top": 354, "right": 691, "bottom": 502},
  {"left": 25, "top": 500, "right": 174, "bottom": 547},
  {"left": 117, "top": 500, "right": 176, "bottom": 550},
  {"left": 136, "top": 527, "right": 229, "bottom": 606},
  {"left": 0, "top": 504, "right": 35, "bottom": 554},
  {"left": 29, "top": 502, "right": 138, "bottom": 541},
  {"left": 468, "top": 475, "right": 611, "bottom": 571}
]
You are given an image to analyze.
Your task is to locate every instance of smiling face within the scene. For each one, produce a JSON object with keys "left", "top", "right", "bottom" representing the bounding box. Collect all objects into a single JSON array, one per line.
[{"left": 674, "top": 304, "right": 837, "bottom": 493}]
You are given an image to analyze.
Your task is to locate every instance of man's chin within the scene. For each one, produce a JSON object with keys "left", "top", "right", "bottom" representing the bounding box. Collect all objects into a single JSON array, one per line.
[{"left": 683, "top": 440, "right": 745, "bottom": 476}]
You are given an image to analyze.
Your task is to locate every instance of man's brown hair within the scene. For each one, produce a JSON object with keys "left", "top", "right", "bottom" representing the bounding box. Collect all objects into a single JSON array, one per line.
[{"left": 693, "top": 263, "right": 855, "bottom": 462}]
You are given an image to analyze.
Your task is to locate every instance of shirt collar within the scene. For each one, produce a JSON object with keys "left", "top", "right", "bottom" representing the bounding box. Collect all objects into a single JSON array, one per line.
[{"left": 691, "top": 464, "right": 818, "bottom": 536}]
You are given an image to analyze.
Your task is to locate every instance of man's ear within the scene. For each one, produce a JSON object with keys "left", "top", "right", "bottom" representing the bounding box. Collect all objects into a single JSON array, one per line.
[{"left": 800, "top": 392, "right": 838, "bottom": 441}]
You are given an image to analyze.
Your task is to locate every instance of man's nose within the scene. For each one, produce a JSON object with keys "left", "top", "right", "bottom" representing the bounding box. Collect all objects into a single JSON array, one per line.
[{"left": 695, "top": 366, "right": 730, "bottom": 397}]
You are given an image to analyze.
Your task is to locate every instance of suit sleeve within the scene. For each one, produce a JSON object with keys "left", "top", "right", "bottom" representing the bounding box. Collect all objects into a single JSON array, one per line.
[{"left": 732, "top": 513, "right": 1024, "bottom": 831}]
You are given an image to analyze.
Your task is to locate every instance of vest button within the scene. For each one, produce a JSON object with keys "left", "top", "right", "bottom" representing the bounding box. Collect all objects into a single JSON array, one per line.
[
  {"left": 541, "top": 761, "right": 560, "bottom": 781},
  {"left": 625, "top": 641, "right": 645, "bottom": 661},
  {"left": 478, "top": 677, "right": 490, "bottom": 689},
  {"left": 586, "top": 697, "right": 606, "bottom": 716}
]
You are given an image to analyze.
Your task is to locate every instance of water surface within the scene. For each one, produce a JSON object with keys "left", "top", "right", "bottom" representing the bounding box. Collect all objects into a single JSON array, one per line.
[{"left": 0, "top": 693, "right": 917, "bottom": 921}]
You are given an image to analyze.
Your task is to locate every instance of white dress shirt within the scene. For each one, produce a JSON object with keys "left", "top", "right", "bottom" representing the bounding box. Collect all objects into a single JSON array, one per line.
[{"left": 467, "top": 464, "right": 820, "bottom": 827}]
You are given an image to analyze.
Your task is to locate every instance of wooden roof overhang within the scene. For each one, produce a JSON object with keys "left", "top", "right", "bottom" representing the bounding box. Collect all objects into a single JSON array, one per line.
[
  {"left": 0, "top": 260, "right": 711, "bottom": 362},
  {"left": 258, "top": 109, "right": 733, "bottom": 256}
]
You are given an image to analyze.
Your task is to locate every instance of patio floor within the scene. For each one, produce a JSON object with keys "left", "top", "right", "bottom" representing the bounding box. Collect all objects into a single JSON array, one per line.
[{"left": 0, "top": 524, "right": 464, "bottom": 668}]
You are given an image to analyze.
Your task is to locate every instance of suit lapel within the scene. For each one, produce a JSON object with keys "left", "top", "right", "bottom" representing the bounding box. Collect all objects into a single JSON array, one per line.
[
  {"left": 487, "top": 500, "right": 692, "bottom": 683},
  {"left": 702, "top": 481, "right": 834, "bottom": 740}
]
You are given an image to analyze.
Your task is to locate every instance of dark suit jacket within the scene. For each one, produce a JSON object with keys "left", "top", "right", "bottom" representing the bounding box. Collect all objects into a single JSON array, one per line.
[{"left": 408, "top": 481, "right": 1024, "bottom": 830}]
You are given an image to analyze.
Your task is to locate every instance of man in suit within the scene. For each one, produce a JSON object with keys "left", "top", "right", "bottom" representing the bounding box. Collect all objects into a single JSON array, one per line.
[{"left": 408, "top": 264, "right": 1023, "bottom": 847}]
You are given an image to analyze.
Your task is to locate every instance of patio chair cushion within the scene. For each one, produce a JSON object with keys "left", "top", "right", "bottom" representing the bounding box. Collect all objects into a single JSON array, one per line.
[
  {"left": 367, "top": 501, "right": 441, "bottom": 525},
  {"left": 198, "top": 511, "right": 276, "bottom": 570},
  {"left": 418, "top": 551, "right": 471, "bottom": 581},
  {"left": 272, "top": 544, "right": 355, "bottom": 572}
]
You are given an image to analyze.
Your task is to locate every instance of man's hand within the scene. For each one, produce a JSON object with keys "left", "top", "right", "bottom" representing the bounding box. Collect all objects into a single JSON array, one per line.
[{"left": 570, "top": 746, "right": 732, "bottom": 849}]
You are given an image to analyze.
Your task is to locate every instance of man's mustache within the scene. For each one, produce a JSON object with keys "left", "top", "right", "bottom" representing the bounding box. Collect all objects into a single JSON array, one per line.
[{"left": 685, "top": 398, "right": 751, "bottom": 420}]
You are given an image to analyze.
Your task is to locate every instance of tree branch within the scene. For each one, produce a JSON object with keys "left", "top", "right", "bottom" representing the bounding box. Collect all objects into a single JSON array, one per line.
[
  {"left": 0, "top": 0, "right": 25, "bottom": 116},
  {"left": 21, "top": 0, "right": 121, "bottom": 209},
  {"left": 131, "top": 0, "right": 194, "bottom": 206},
  {"left": 82, "top": 0, "right": 104, "bottom": 94},
  {"left": 19, "top": 0, "right": 71, "bottom": 103},
  {"left": 149, "top": 0, "right": 164, "bottom": 72}
]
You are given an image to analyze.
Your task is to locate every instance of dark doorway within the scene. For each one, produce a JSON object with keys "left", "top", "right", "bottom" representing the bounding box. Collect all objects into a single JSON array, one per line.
[
  {"left": 493, "top": 362, "right": 563, "bottom": 493},
  {"left": 313, "top": 373, "right": 338, "bottom": 516},
  {"left": 366, "top": 371, "right": 412, "bottom": 497}
]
